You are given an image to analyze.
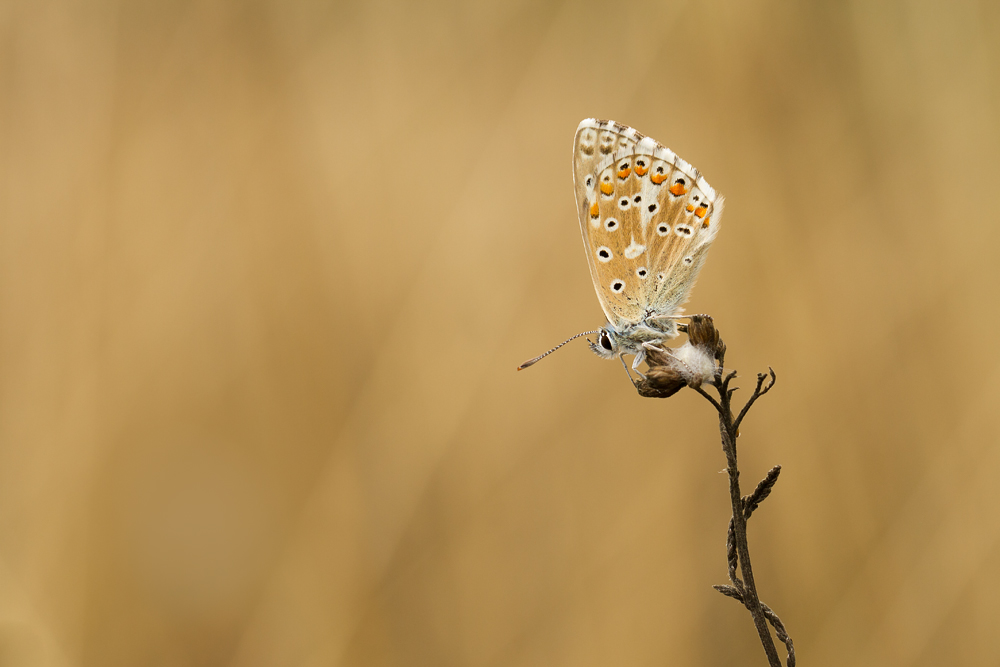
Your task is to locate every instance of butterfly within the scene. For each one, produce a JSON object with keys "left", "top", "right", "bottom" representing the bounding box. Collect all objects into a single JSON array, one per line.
[{"left": 519, "top": 119, "right": 724, "bottom": 374}]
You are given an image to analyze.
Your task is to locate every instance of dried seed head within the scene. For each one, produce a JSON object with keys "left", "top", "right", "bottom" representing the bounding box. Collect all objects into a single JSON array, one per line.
[{"left": 636, "top": 315, "right": 725, "bottom": 398}]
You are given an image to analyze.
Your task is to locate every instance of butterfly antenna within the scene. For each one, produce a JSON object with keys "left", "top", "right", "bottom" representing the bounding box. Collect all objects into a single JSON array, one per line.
[{"left": 517, "top": 330, "right": 600, "bottom": 370}]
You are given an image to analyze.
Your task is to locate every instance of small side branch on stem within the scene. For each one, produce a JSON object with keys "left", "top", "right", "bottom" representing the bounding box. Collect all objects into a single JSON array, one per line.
[
  {"left": 744, "top": 465, "right": 782, "bottom": 520},
  {"left": 713, "top": 585, "right": 795, "bottom": 665},
  {"left": 734, "top": 369, "right": 777, "bottom": 433}
]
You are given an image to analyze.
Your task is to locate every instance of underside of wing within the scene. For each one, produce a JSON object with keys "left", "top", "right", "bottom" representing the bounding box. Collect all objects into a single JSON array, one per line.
[{"left": 572, "top": 119, "right": 724, "bottom": 328}]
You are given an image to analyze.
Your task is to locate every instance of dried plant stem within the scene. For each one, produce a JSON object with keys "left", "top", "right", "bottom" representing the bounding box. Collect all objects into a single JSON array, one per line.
[
  {"left": 697, "top": 368, "right": 794, "bottom": 667},
  {"left": 631, "top": 316, "right": 793, "bottom": 665}
]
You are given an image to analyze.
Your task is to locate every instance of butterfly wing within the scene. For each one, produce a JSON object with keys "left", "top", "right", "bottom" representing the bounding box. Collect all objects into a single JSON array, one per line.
[{"left": 572, "top": 119, "right": 724, "bottom": 328}]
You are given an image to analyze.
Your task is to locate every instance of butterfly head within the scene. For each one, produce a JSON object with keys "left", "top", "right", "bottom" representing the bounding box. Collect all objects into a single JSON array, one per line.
[{"left": 588, "top": 327, "right": 620, "bottom": 360}]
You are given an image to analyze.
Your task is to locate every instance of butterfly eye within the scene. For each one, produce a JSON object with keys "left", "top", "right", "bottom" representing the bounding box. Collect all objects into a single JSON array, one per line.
[{"left": 600, "top": 332, "right": 613, "bottom": 350}]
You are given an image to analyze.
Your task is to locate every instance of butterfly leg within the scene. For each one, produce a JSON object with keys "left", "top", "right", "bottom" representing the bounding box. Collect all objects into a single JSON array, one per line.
[
  {"left": 651, "top": 313, "right": 710, "bottom": 333},
  {"left": 651, "top": 313, "right": 711, "bottom": 321},
  {"left": 619, "top": 354, "right": 641, "bottom": 385},
  {"left": 631, "top": 348, "right": 647, "bottom": 372}
]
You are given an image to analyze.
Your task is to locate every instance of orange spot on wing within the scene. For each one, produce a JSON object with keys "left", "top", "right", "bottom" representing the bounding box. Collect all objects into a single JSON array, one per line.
[
  {"left": 634, "top": 164, "right": 648, "bottom": 176},
  {"left": 600, "top": 182, "right": 614, "bottom": 195},
  {"left": 650, "top": 172, "right": 668, "bottom": 185},
  {"left": 702, "top": 216, "right": 711, "bottom": 228},
  {"left": 617, "top": 167, "right": 631, "bottom": 179},
  {"left": 589, "top": 201, "right": 599, "bottom": 218},
  {"left": 685, "top": 204, "right": 695, "bottom": 212},
  {"left": 669, "top": 182, "right": 689, "bottom": 196},
  {"left": 694, "top": 206, "right": 708, "bottom": 218}
]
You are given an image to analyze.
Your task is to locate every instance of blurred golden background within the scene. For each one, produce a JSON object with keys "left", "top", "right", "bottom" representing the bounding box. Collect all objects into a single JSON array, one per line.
[{"left": 2, "top": 0, "right": 999, "bottom": 665}]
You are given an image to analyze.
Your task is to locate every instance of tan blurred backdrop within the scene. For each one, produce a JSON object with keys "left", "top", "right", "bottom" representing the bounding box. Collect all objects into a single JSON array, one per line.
[{"left": 2, "top": 0, "right": 999, "bottom": 665}]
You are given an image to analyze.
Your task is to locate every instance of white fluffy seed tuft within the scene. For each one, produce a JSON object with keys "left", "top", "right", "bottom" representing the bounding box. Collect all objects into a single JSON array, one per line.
[{"left": 672, "top": 342, "right": 717, "bottom": 387}]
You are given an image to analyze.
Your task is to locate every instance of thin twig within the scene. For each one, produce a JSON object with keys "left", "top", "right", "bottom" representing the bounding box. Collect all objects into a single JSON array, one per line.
[
  {"left": 694, "top": 385, "right": 723, "bottom": 413},
  {"left": 698, "top": 363, "right": 787, "bottom": 667}
]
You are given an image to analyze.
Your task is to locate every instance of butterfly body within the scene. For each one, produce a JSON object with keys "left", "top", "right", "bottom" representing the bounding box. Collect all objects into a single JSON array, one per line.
[{"left": 572, "top": 119, "right": 724, "bottom": 369}]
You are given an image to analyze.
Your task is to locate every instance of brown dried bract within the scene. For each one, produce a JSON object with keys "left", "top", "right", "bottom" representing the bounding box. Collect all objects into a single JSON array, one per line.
[
  {"left": 685, "top": 314, "right": 726, "bottom": 360},
  {"left": 636, "top": 364, "right": 687, "bottom": 398}
]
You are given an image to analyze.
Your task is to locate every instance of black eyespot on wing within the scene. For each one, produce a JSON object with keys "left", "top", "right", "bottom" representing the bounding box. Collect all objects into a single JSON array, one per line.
[
  {"left": 648, "top": 203, "right": 658, "bottom": 213},
  {"left": 633, "top": 195, "right": 641, "bottom": 203}
]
